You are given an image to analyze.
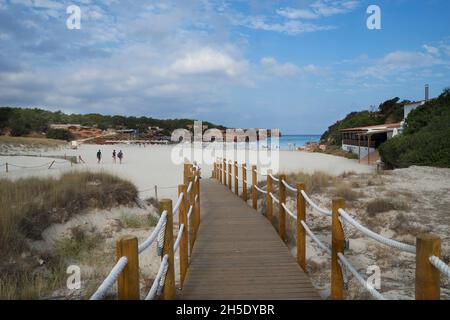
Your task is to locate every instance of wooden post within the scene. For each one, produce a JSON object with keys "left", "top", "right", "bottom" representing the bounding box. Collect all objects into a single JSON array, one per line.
[
  {"left": 234, "top": 161, "right": 239, "bottom": 196},
  {"left": 178, "top": 185, "right": 188, "bottom": 288},
  {"left": 242, "top": 164, "right": 247, "bottom": 202},
  {"left": 219, "top": 161, "right": 222, "bottom": 183},
  {"left": 267, "top": 170, "right": 273, "bottom": 224},
  {"left": 278, "top": 175, "right": 286, "bottom": 242},
  {"left": 195, "top": 170, "right": 201, "bottom": 231},
  {"left": 222, "top": 159, "right": 226, "bottom": 185},
  {"left": 331, "top": 198, "right": 345, "bottom": 300},
  {"left": 160, "top": 199, "right": 175, "bottom": 300},
  {"left": 48, "top": 160, "right": 55, "bottom": 169},
  {"left": 415, "top": 234, "right": 441, "bottom": 300},
  {"left": 367, "top": 135, "right": 371, "bottom": 165},
  {"left": 154, "top": 185, "right": 158, "bottom": 201},
  {"left": 5, "top": 163, "right": 8, "bottom": 173},
  {"left": 183, "top": 163, "right": 189, "bottom": 186},
  {"left": 297, "top": 183, "right": 306, "bottom": 271},
  {"left": 228, "top": 161, "right": 232, "bottom": 190},
  {"left": 116, "top": 236, "right": 140, "bottom": 300},
  {"left": 189, "top": 176, "right": 196, "bottom": 253},
  {"left": 252, "top": 165, "right": 257, "bottom": 210}
]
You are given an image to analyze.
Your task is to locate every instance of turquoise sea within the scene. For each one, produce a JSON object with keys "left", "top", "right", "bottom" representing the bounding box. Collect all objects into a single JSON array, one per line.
[{"left": 267, "top": 134, "right": 321, "bottom": 149}]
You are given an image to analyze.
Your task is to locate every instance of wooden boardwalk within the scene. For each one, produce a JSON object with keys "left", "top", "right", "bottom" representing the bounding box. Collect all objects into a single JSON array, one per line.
[{"left": 180, "top": 179, "right": 320, "bottom": 300}]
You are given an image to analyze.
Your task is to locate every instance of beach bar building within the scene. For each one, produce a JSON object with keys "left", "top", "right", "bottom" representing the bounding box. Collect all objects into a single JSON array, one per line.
[{"left": 340, "top": 123, "right": 401, "bottom": 164}]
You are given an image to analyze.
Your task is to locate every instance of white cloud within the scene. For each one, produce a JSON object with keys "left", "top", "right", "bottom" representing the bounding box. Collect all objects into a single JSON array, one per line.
[
  {"left": 278, "top": 0, "right": 360, "bottom": 20},
  {"left": 171, "top": 47, "right": 247, "bottom": 77},
  {"left": 260, "top": 57, "right": 301, "bottom": 76},
  {"left": 422, "top": 44, "right": 439, "bottom": 56},
  {"left": 242, "top": 16, "right": 334, "bottom": 35}
]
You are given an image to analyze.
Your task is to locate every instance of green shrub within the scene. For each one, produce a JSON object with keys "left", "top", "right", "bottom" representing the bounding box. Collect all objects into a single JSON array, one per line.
[
  {"left": 45, "top": 128, "right": 74, "bottom": 141},
  {"left": 367, "top": 198, "right": 409, "bottom": 215},
  {"left": 379, "top": 89, "right": 450, "bottom": 169}
]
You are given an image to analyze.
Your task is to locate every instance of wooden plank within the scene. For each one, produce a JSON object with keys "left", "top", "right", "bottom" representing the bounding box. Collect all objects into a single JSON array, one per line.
[{"left": 179, "top": 179, "right": 320, "bottom": 300}]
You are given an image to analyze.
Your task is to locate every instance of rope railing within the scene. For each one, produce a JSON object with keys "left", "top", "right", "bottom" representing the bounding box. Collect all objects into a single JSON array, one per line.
[
  {"left": 254, "top": 185, "right": 267, "bottom": 194},
  {"left": 300, "top": 190, "right": 332, "bottom": 216},
  {"left": 269, "top": 192, "right": 279, "bottom": 204},
  {"left": 138, "top": 211, "right": 167, "bottom": 254},
  {"left": 90, "top": 257, "right": 128, "bottom": 300},
  {"left": 337, "top": 253, "right": 386, "bottom": 300},
  {"left": 145, "top": 254, "right": 169, "bottom": 300},
  {"left": 174, "top": 224, "right": 185, "bottom": 252},
  {"left": 338, "top": 208, "right": 416, "bottom": 254},
  {"left": 213, "top": 158, "right": 448, "bottom": 300},
  {"left": 281, "top": 202, "right": 296, "bottom": 220},
  {"left": 90, "top": 161, "right": 201, "bottom": 300},
  {"left": 429, "top": 256, "right": 450, "bottom": 278},
  {"left": 301, "top": 220, "right": 331, "bottom": 256},
  {"left": 282, "top": 179, "right": 297, "bottom": 193},
  {"left": 173, "top": 193, "right": 184, "bottom": 215}
]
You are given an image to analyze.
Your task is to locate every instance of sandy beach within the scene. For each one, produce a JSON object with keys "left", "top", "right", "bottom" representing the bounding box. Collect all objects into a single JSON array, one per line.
[{"left": 0, "top": 143, "right": 372, "bottom": 202}]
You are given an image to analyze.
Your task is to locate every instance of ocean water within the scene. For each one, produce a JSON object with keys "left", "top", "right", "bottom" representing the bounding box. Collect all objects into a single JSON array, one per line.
[{"left": 268, "top": 135, "right": 321, "bottom": 150}]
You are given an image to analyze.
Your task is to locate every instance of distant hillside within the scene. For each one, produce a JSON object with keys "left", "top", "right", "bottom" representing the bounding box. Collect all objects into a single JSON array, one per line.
[
  {"left": 0, "top": 107, "right": 226, "bottom": 138},
  {"left": 320, "top": 97, "right": 407, "bottom": 146},
  {"left": 379, "top": 89, "right": 450, "bottom": 168}
]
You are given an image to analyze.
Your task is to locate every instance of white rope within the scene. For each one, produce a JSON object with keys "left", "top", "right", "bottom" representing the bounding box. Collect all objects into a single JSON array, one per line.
[
  {"left": 195, "top": 176, "right": 199, "bottom": 182},
  {"left": 89, "top": 257, "right": 128, "bottom": 300},
  {"left": 338, "top": 209, "right": 416, "bottom": 254},
  {"left": 187, "top": 181, "right": 193, "bottom": 193},
  {"left": 281, "top": 202, "right": 297, "bottom": 220},
  {"left": 195, "top": 194, "right": 199, "bottom": 203},
  {"left": 301, "top": 220, "right": 332, "bottom": 256},
  {"left": 300, "top": 190, "right": 332, "bottom": 216},
  {"left": 269, "top": 192, "right": 279, "bottom": 204},
  {"left": 430, "top": 256, "right": 450, "bottom": 278},
  {"left": 172, "top": 193, "right": 184, "bottom": 215},
  {"left": 187, "top": 205, "right": 194, "bottom": 219},
  {"left": 145, "top": 254, "right": 169, "bottom": 300},
  {"left": 255, "top": 185, "right": 267, "bottom": 194},
  {"left": 174, "top": 224, "right": 185, "bottom": 252},
  {"left": 269, "top": 174, "right": 279, "bottom": 182},
  {"left": 282, "top": 180, "right": 297, "bottom": 192},
  {"left": 138, "top": 211, "right": 167, "bottom": 254},
  {"left": 337, "top": 253, "right": 386, "bottom": 300}
]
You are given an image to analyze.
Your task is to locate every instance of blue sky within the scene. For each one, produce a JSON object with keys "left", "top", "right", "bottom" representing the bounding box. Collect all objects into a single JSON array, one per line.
[{"left": 0, "top": 0, "right": 449, "bottom": 134}]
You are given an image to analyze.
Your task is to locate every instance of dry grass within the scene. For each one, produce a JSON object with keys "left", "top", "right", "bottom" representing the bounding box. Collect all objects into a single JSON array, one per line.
[
  {"left": 333, "top": 181, "right": 359, "bottom": 201},
  {"left": 285, "top": 171, "right": 333, "bottom": 194},
  {"left": 0, "top": 171, "right": 138, "bottom": 299},
  {"left": 366, "top": 198, "right": 410, "bottom": 216},
  {"left": 0, "top": 171, "right": 138, "bottom": 258},
  {"left": 121, "top": 213, "right": 158, "bottom": 229}
]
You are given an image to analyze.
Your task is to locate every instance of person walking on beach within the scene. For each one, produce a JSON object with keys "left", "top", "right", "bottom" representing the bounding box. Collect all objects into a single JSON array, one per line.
[
  {"left": 112, "top": 150, "right": 117, "bottom": 163},
  {"left": 78, "top": 155, "right": 86, "bottom": 164},
  {"left": 118, "top": 150, "right": 123, "bottom": 164},
  {"left": 97, "top": 150, "right": 102, "bottom": 164}
]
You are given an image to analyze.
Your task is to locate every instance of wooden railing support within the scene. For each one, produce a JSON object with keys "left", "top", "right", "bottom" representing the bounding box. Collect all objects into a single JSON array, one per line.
[
  {"left": 228, "top": 161, "right": 232, "bottom": 190},
  {"left": 242, "top": 164, "right": 247, "bottom": 202},
  {"left": 416, "top": 233, "right": 441, "bottom": 300},
  {"left": 195, "top": 169, "right": 201, "bottom": 231},
  {"left": 234, "top": 161, "right": 239, "bottom": 196},
  {"left": 331, "top": 198, "right": 345, "bottom": 300},
  {"left": 223, "top": 159, "right": 226, "bottom": 186},
  {"left": 252, "top": 165, "right": 257, "bottom": 210},
  {"left": 219, "top": 161, "right": 222, "bottom": 183},
  {"left": 297, "top": 183, "right": 306, "bottom": 271},
  {"left": 116, "top": 235, "right": 140, "bottom": 300},
  {"left": 189, "top": 176, "right": 196, "bottom": 254},
  {"left": 178, "top": 185, "right": 188, "bottom": 288},
  {"left": 267, "top": 169, "right": 273, "bottom": 224},
  {"left": 278, "top": 175, "right": 286, "bottom": 242},
  {"left": 160, "top": 199, "right": 175, "bottom": 300}
]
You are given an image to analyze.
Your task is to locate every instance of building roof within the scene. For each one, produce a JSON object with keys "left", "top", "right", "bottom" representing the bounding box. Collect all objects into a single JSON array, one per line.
[{"left": 340, "top": 123, "right": 401, "bottom": 133}]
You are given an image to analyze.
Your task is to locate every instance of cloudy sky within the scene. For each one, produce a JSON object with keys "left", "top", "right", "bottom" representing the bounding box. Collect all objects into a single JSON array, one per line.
[{"left": 0, "top": 0, "right": 449, "bottom": 134}]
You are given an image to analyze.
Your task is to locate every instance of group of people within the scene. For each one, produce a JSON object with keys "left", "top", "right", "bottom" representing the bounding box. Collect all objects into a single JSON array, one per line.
[{"left": 96, "top": 149, "right": 124, "bottom": 164}]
